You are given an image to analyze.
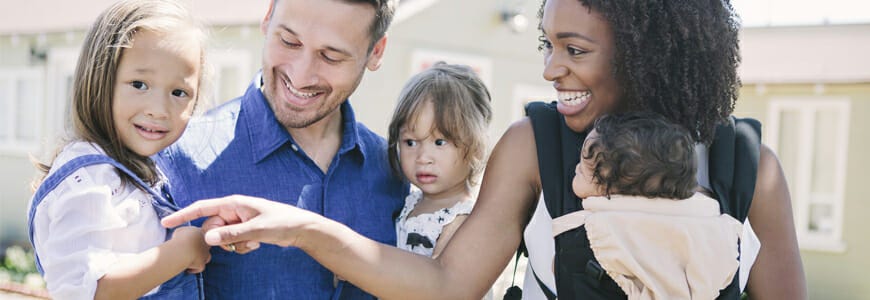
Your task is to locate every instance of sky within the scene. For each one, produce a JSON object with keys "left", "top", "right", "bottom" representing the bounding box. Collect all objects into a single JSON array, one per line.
[{"left": 733, "top": 0, "right": 870, "bottom": 27}]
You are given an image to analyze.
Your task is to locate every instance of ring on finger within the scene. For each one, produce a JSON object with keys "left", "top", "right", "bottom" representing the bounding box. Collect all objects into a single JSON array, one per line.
[{"left": 227, "top": 243, "right": 236, "bottom": 252}]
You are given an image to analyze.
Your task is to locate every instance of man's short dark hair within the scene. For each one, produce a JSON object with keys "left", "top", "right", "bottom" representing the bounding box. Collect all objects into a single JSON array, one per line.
[
  {"left": 274, "top": 0, "right": 395, "bottom": 51},
  {"left": 583, "top": 111, "right": 698, "bottom": 199},
  {"left": 351, "top": 0, "right": 395, "bottom": 50}
]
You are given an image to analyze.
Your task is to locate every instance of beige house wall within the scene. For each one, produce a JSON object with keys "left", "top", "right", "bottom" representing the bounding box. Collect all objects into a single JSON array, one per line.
[
  {"left": 736, "top": 83, "right": 870, "bottom": 300},
  {"left": 1, "top": 1, "right": 867, "bottom": 298}
]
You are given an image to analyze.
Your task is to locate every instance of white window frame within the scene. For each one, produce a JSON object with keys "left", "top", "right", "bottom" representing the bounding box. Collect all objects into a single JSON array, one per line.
[
  {"left": 208, "top": 49, "right": 252, "bottom": 105},
  {"left": 0, "top": 68, "right": 45, "bottom": 155},
  {"left": 45, "top": 47, "right": 80, "bottom": 151},
  {"left": 511, "top": 84, "right": 555, "bottom": 121},
  {"left": 409, "top": 49, "right": 493, "bottom": 89},
  {"left": 767, "top": 97, "right": 850, "bottom": 253}
]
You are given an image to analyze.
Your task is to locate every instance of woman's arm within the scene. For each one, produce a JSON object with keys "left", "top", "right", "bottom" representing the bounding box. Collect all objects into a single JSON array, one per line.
[
  {"left": 163, "top": 119, "right": 542, "bottom": 299},
  {"left": 745, "top": 144, "right": 808, "bottom": 299},
  {"left": 94, "top": 226, "right": 211, "bottom": 300},
  {"left": 432, "top": 215, "right": 467, "bottom": 259}
]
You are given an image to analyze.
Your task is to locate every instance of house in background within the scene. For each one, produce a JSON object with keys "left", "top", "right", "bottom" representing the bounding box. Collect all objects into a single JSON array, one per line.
[
  {"left": 1, "top": 0, "right": 867, "bottom": 298},
  {"left": 0, "top": 0, "right": 550, "bottom": 245},
  {"left": 0, "top": 0, "right": 546, "bottom": 297},
  {"left": 736, "top": 22, "right": 870, "bottom": 299},
  {"left": 0, "top": 0, "right": 266, "bottom": 249}
]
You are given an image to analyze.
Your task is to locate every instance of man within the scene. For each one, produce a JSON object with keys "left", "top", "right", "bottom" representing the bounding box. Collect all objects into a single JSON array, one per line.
[{"left": 156, "top": 0, "right": 408, "bottom": 298}]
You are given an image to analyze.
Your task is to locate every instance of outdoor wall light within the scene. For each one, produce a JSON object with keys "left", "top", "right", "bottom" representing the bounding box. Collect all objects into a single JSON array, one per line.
[{"left": 501, "top": 9, "right": 528, "bottom": 34}]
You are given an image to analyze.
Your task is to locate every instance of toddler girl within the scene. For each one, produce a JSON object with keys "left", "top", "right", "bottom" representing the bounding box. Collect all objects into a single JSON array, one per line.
[
  {"left": 388, "top": 62, "right": 493, "bottom": 258},
  {"left": 28, "top": 0, "right": 210, "bottom": 298}
]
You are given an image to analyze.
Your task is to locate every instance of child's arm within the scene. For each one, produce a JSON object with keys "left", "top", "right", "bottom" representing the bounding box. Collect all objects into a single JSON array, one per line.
[
  {"left": 34, "top": 157, "right": 212, "bottom": 299},
  {"left": 432, "top": 215, "right": 468, "bottom": 259},
  {"left": 93, "top": 226, "right": 210, "bottom": 300}
]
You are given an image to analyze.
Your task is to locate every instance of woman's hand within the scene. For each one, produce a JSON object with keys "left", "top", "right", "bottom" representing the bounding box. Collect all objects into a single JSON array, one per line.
[{"left": 162, "top": 195, "right": 321, "bottom": 251}]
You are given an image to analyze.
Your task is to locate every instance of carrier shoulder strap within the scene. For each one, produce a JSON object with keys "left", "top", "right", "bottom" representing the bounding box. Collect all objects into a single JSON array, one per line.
[
  {"left": 525, "top": 101, "right": 584, "bottom": 217},
  {"left": 708, "top": 116, "right": 762, "bottom": 299},
  {"left": 709, "top": 116, "right": 762, "bottom": 222}
]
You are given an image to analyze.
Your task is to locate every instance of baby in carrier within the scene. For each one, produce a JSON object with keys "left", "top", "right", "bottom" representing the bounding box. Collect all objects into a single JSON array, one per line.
[{"left": 553, "top": 111, "right": 743, "bottom": 300}]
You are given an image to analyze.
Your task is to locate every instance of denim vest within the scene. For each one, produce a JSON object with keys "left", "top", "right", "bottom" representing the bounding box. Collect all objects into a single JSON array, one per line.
[{"left": 27, "top": 154, "right": 203, "bottom": 300}]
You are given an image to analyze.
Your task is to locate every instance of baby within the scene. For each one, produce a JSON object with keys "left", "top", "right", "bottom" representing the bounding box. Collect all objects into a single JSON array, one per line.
[{"left": 553, "top": 111, "right": 743, "bottom": 300}]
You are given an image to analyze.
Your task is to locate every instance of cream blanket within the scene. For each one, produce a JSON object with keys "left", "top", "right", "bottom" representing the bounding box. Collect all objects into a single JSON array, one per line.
[{"left": 552, "top": 193, "right": 742, "bottom": 300}]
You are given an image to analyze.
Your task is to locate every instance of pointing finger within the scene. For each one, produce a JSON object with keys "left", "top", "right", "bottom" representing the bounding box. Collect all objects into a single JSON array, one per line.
[{"left": 161, "top": 197, "right": 234, "bottom": 228}]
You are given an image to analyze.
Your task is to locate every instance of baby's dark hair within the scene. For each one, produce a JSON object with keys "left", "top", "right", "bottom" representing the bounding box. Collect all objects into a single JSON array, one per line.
[{"left": 583, "top": 111, "right": 697, "bottom": 199}]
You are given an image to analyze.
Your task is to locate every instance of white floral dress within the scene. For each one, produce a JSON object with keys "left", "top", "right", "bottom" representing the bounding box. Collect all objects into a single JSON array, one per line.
[{"left": 396, "top": 189, "right": 474, "bottom": 257}]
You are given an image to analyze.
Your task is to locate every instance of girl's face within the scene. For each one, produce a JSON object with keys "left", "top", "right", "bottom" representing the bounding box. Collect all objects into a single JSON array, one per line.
[
  {"left": 112, "top": 29, "right": 201, "bottom": 157},
  {"left": 573, "top": 129, "right": 605, "bottom": 198},
  {"left": 398, "top": 100, "right": 472, "bottom": 200},
  {"left": 540, "top": 0, "right": 621, "bottom": 133}
]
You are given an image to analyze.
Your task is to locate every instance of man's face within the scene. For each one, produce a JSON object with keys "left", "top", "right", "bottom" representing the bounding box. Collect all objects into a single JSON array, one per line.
[{"left": 260, "top": 0, "right": 386, "bottom": 129}]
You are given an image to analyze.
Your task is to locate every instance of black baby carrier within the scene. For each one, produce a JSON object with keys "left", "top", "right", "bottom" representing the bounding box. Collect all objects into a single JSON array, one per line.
[{"left": 520, "top": 101, "right": 761, "bottom": 299}]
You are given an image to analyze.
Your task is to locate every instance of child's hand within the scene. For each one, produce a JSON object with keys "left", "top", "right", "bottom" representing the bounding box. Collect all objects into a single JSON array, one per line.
[{"left": 171, "top": 226, "right": 211, "bottom": 273}]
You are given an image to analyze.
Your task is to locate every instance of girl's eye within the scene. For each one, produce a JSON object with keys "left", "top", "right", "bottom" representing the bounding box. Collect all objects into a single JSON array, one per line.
[
  {"left": 403, "top": 139, "right": 417, "bottom": 147},
  {"left": 434, "top": 139, "right": 448, "bottom": 146},
  {"left": 131, "top": 81, "right": 148, "bottom": 90},
  {"left": 172, "top": 89, "right": 189, "bottom": 98},
  {"left": 537, "top": 35, "right": 552, "bottom": 53}
]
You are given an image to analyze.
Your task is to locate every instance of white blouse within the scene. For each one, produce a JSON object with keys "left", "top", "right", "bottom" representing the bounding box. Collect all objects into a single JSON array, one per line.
[
  {"left": 521, "top": 144, "right": 760, "bottom": 298},
  {"left": 30, "top": 141, "right": 167, "bottom": 300},
  {"left": 396, "top": 189, "right": 474, "bottom": 257}
]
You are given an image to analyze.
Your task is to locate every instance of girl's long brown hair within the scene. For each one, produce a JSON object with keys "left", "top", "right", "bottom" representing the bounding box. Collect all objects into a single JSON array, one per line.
[{"left": 33, "top": 0, "right": 207, "bottom": 189}]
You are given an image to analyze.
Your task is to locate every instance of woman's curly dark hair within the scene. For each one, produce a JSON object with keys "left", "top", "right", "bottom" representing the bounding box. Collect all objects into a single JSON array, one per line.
[
  {"left": 539, "top": 0, "right": 741, "bottom": 144},
  {"left": 583, "top": 112, "right": 697, "bottom": 199}
]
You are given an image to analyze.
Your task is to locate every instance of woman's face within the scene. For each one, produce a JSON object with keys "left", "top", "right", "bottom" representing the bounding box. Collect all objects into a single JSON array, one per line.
[{"left": 540, "top": 0, "right": 621, "bottom": 133}]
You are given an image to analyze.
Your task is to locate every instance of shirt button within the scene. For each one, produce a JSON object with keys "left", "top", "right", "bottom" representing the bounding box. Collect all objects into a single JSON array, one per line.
[{"left": 291, "top": 144, "right": 299, "bottom": 151}]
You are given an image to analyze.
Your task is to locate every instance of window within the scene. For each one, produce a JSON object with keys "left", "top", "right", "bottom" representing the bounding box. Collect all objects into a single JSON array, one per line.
[
  {"left": 767, "top": 98, "right": 850, "bottom": 252},
  {"left": 46, "top": 48, "right": 80, "bottom": 150},
  {"left": 410, "top": 49, "right": 493, "bottom": 89},
  {"left": 0, "top": 68, "right": 44, "bottom": 154},
  {"left": 208, "top": 49, "right": 252, "bottom": 105},
  {"left": 511, "top": 84, "right": 555, "bottom": 121}
]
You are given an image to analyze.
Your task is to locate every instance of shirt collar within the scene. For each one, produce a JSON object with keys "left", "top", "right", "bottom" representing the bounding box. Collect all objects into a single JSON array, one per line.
[{"left": 243, "top": 73, "right": 366, "bottom": 163}]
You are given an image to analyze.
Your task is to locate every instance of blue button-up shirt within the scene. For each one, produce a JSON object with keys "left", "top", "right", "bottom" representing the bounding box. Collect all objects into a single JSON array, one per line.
[{"left": 156, "top": 76, "right": 408, "bottom": 299}]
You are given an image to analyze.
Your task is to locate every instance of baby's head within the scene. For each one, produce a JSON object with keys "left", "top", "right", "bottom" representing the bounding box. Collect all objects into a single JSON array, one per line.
[
  {"left": 573, "top": 111, "right": 697, "bottom": 199},
  {"left": 73, "top": 0, "right": 208, "bottom": 183},
  {"left": 388, "top": 62, "right": 493, "bottom": 188}
]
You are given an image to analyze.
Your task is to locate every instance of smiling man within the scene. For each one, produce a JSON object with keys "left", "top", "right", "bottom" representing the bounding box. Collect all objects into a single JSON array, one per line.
[{"left": 155, "top": 0, "right": 408, "bottom": 298}]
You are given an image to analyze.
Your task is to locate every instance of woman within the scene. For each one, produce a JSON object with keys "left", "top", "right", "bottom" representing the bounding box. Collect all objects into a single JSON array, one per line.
[{"left": 162, "top": 0, "right": 807, "bottom": 298}]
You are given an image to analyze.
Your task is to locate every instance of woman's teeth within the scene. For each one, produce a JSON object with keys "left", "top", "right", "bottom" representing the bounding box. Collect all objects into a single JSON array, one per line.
[{"left": 558, "top": 91, "right": 590, "bottom": 106}]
